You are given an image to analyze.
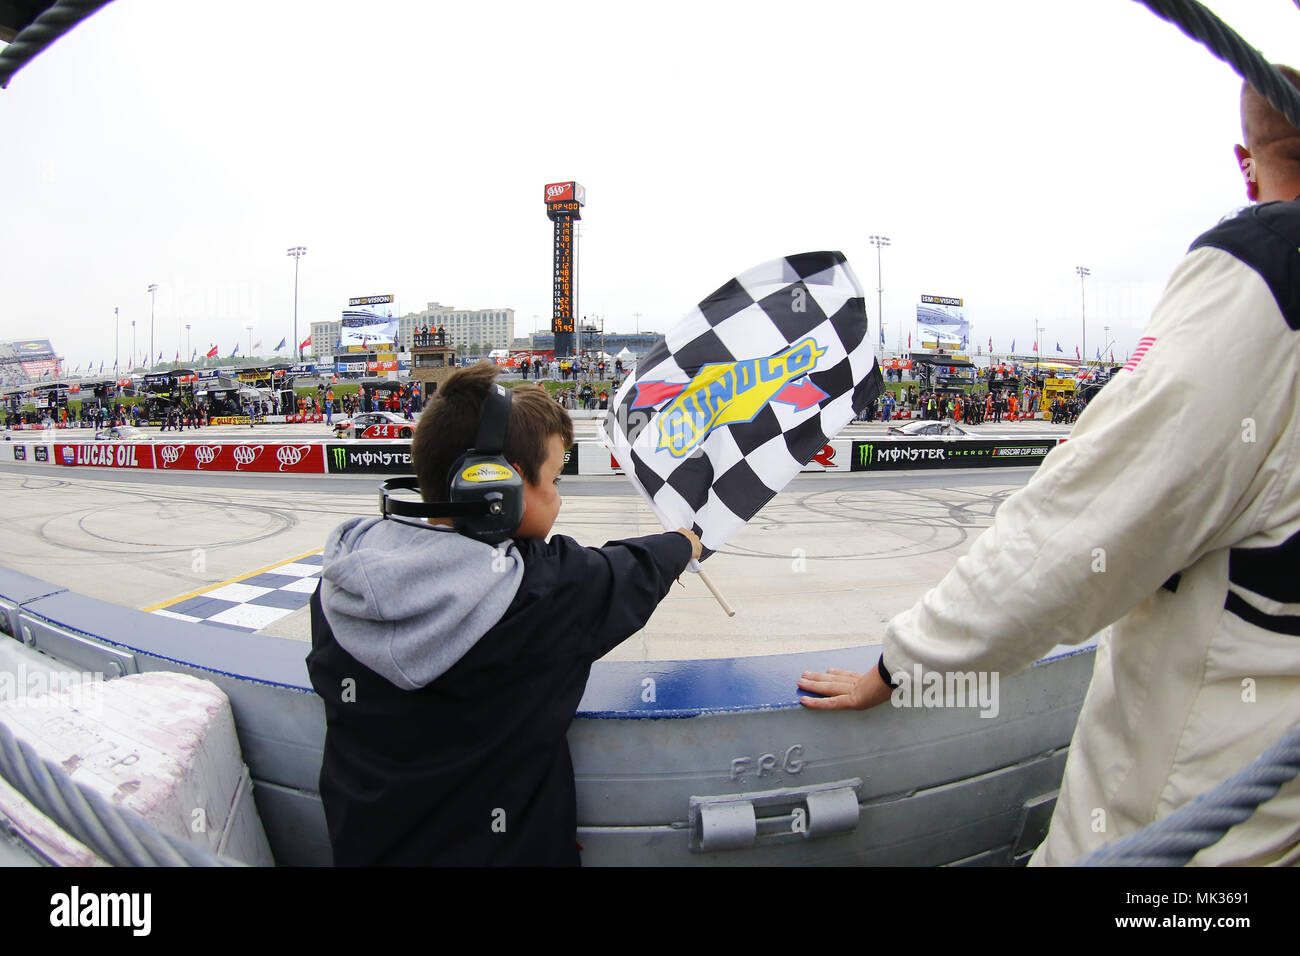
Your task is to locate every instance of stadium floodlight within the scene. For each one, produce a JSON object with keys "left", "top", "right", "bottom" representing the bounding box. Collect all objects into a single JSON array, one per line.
[
  {"left": 869, "top": 235, "right": 891, "bottom": 355},
  {"left": 147, "top": 284, "right": 158, "bottom": 371},
  {"left": 1075, "top": 266, "right": 1090, "bottom": 370},
  {"left": 287, "top": 247, "right": 307, "bottom": 360}
]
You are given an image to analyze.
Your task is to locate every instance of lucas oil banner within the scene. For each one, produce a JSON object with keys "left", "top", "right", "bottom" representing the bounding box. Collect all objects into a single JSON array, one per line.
[{"left": 56, "top": 443, "right": 155, "bottom": 468}]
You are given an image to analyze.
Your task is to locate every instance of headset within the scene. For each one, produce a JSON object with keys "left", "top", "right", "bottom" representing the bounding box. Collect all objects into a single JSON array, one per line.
[{"left": 378, "top": 384, "right": 524, "bottom": 545}]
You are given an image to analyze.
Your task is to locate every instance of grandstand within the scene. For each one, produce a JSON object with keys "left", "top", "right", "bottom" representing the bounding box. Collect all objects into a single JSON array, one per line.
[{"left": 0, "top": 339, "right": 61, "bottom": 386}]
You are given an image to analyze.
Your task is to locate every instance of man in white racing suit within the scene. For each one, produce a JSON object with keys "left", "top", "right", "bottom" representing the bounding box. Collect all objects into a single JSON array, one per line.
[{"left": 799, "top": 66, "right": 1300, "bottom": 866}]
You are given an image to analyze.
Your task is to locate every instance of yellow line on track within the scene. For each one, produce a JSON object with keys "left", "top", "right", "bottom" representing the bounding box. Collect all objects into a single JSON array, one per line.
[{"left": 141, "top": 547, "right": 325, "bottom": 612}]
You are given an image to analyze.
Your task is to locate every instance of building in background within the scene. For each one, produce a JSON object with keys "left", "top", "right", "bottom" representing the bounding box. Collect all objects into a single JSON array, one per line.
[
  {"left": 307, "top": 320, "right": 341, "bottom": 360},
  {"left": 311, "top": 303, "right": 515, "bottom": 357},
  {"left": 399, "top": 303, "right": 515, "bottom": 353}
]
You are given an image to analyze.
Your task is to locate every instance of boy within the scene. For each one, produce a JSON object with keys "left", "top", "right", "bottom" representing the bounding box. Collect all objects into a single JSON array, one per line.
[{"left": 306, "top": 361, "right": 701, "bottom": 865}]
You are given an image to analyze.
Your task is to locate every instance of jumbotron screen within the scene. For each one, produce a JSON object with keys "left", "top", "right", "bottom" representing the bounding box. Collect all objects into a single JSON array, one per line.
[{"left": 7, "top": 339, "right": 55, "bottom": 359}]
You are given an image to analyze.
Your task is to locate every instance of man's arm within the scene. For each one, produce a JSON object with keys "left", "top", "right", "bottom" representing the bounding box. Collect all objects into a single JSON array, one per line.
[{"left": 802, "top": 243, "right": 1296, "bottom": 708}]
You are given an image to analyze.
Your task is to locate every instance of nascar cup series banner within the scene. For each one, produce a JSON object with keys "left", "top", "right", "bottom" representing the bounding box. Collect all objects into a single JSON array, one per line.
[{"left": 599, "top": 251, "right": 882, "bottom": 559}]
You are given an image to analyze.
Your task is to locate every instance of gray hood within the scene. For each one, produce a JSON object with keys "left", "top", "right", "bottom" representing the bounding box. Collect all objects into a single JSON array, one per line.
[{"left": 319, "top": 516, "right": 526, "bottom": 690}]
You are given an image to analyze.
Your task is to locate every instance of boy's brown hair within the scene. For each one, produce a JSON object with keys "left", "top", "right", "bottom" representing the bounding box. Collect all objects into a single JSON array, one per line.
[{"left": 412, "top": 361, "right": 574, "bottom": 502}]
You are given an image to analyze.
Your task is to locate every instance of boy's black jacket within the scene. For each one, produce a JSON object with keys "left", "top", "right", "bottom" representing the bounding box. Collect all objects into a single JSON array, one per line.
[{"left": 306, "top": 530, "right": 693, "bottom": 866}]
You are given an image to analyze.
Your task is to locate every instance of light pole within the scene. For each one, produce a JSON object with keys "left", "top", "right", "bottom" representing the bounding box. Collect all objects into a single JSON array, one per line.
[
  {"left": 1034, "top": 318, "right": 1042, "bottom": 378},
  {"left": 114, "top": 307, "right": 119, "bottom": 372},
  {"left": 869, "top": 235, "right": 890, "bottom": 353},
  {"left": 246, "top": 325, "right": 254, "bottom": 360},
  {"left": 147, "top": 283, "right": 158, "bottom": 370},
  {"left": 287, "top": 246, "right": 307, "bottom": 360},
  {"left": 1075, "top": 266, "right": 1090, "bottom": 372},
  {"left": 131, "top": 320, "right": 136, "bottom": 371},
  {"left": 186, "top": 324, "right": 192, "bottom": 364}
]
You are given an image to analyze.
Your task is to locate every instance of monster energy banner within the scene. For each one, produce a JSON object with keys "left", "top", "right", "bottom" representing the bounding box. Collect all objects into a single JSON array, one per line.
[
  {"left": 326, "top": 442, "right": 414, "bottom": 474},
  {"left": 851, "top": 439, "right": 1061, "bottom": 471}
]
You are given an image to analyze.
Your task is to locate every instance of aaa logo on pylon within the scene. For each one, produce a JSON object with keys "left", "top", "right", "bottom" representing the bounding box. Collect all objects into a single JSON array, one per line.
[{"left": 638, "top": 337, "right": 830, "bottom": 459}]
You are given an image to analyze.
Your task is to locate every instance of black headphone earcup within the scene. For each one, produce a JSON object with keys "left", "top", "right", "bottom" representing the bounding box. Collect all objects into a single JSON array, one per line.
[
  {"left": 379, "top": 384, "right": 521, "bottom": 545},
  {"left": 448, "top": 453, "right": 524, "bottom": 544}
]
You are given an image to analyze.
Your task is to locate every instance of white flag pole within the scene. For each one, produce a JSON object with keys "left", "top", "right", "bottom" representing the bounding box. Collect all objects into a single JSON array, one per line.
[
  {"left": 694, "top": 563, "right": 736, "bottom": 617},
  {"left": 598, "top": 413, "right": 739, "bottom": 617}
]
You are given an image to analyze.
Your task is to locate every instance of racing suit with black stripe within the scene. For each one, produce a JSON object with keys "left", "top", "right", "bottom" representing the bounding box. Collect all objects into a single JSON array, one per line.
[{"left": 881, "top": 201, "right": 1300, "bottom": 865}]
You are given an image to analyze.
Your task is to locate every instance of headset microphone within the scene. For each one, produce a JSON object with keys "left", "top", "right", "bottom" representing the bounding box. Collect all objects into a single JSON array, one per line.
[{"left": 378, "top": 384, "right": 524, "bottom": 545}]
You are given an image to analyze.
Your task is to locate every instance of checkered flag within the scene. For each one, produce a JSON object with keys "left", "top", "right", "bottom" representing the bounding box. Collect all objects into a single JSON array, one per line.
[{"left": 599, "top": 251, "right": 882, "bottom": 559}]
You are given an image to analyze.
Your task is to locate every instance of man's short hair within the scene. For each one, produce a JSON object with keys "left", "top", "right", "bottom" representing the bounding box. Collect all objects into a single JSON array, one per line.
[
  {"left": 411, "top": 361, "right": 574, "bottom": 502},
  {"left": 1242, "top": 64, "right": 1300, "bottom": 168}
]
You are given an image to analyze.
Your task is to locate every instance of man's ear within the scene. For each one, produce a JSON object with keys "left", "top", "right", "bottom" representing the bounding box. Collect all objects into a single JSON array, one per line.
[{"left": 1235, "top": 144, "right": 1259, "bottom": 201}]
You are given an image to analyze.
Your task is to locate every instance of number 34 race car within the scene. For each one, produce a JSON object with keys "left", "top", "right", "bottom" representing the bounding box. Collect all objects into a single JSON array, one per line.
[{"left": 332, "top": 412, "right": 414, "bottom": 440}]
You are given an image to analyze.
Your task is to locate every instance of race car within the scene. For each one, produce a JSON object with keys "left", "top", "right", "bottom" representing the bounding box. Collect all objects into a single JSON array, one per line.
[
  {"left": 332, "top": 411, "right": 414, "bottom": 440},
  {"left": 94, "top": 425, "right": 153, "bottom": 441},
  {"left": 888, "top": 418, "right": 969, "bottom": 437}
]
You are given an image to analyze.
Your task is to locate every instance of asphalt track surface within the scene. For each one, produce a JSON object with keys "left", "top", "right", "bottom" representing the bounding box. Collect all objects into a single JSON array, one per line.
[{"left": 0, "top": 427, "right": 1038, "bottom": 660}]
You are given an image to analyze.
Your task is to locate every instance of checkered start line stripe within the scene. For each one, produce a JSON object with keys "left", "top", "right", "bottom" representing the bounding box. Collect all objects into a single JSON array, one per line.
[{"left": 144, "top": 548, "right": 324, "bottom": 634}]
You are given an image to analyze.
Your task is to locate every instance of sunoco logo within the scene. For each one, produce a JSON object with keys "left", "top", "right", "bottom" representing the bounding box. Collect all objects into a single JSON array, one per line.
[
  {"left": 194, "top": 446, "right": 219, "bottom": 469},
  {"left": 276, "top": 445, "right": 309, "bottom": 470},
  {"left": 652, "top": 337, "right": 829, "bottom": 459},
  {"left": 232, "top": 445, "right": 263, "bottom": 470},
  {"left": 159, "top": 445, "right": 182, "bottom": 467},
  {"left": 332, "top": 447, "right": 347, "bottom": 470}
]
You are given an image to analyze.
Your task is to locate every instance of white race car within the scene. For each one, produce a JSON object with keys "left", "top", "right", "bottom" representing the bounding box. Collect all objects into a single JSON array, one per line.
[
  {"left": 888, "top": 418, "right": 970, "bottom": 437},
  {"left": 94, "top": 425, "right": 153, "bottom": 441},
  {"left": 332, "top": 411, "right": 413, "bottom": 440}
]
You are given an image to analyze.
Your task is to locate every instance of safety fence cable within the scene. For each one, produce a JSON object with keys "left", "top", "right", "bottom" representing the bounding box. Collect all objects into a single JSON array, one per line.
[
  {"left": 1078, "top": 719, "right": 1300, "bottom": 865},
  {"left": 0, "top": 0, "right": 115, "bottom": 89},
  {"left": 0, "top": 717, "right": 239, "bottom": 866},
  {"left": 1135, "top": 0, "right": 1300, "bottom": 129}
]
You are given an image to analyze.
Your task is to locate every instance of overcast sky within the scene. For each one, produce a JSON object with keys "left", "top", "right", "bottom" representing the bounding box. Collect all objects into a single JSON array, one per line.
[{"left": 1, "top": 0, "right": 1296, "bottom": 369}]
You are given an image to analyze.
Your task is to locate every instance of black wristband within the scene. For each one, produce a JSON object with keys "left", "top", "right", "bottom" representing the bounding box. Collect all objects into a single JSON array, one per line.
[{"left": 877, "top": 654, "right": 894, "bottom": 686}]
